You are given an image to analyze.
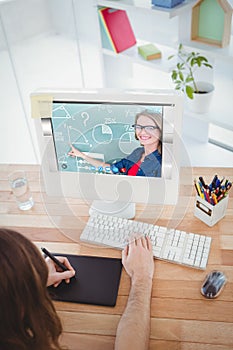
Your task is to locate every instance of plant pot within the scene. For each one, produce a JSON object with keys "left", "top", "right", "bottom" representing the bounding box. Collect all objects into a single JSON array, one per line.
[{"left": 186, "top": 81, "right": 214, "bottom": 114}]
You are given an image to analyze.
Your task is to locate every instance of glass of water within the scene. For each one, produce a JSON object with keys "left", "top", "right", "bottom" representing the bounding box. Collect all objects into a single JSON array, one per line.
[{"left": 8, "top": 170, "right": 34, "bottom": 210}]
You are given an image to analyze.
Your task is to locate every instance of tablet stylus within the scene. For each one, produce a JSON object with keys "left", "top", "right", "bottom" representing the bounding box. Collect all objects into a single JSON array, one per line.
[{"left": 41, "top": 247, "right": 69, "bottom": 271}]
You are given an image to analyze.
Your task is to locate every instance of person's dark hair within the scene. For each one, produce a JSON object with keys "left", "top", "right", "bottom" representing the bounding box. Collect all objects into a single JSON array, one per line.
[
  {"left": 134, "top": 111, "right": 162, "bottom": 155},
  {"left": 0, "top": 228, "right": 64, "bottom": 350}
]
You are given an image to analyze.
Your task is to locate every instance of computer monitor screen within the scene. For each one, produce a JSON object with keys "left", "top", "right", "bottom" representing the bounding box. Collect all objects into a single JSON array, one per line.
[
  {"left": 33, "top": 89, "right": 183, "bottom": 218},
  {"left": 51, "top": 102, "right": 163, "bottom": 177}
]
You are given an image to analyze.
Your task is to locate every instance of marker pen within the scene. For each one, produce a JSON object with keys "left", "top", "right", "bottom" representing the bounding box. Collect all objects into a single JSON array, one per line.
[
  {"left": 199, "top": 176, "right": 208, "bottom": 189},
  {"left": 194, "top": 179, "right": 202, "bottom": 197},
  {"left": 211, "top": 192, "right": 218, "bottom": 205}
]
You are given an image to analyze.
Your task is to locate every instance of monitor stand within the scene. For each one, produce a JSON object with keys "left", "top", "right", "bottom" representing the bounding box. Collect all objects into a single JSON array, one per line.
[{"left": 89, "top": 200, "right": 136, "bottom": 219}]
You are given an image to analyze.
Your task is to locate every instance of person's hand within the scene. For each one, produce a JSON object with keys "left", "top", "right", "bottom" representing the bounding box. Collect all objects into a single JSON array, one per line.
[
  {"left": 46, "top": 256, "right": 75, "bottom": 287},
  {"left": 68, "top": 145, "right": 83, "bottom": 158},
  {"left": 122, "top": 236, "right": 154, "bottom": 284}
]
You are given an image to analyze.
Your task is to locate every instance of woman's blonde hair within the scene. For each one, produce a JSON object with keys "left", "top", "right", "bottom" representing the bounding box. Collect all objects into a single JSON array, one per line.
[
  {"left": 134, "top": 111, "right": 162, "bottom": 155},
  {"left": 0, "top": 228, "right": 64, "bottom": 350}
]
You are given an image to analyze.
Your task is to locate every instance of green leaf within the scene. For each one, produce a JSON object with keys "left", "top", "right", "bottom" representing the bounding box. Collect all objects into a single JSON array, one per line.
[
  {"left": 179, "top": 72, "right": 184, "bottom": 81},
  {"left": 204, "top": 63, "right": 213, "bottom": 69},
  {"left": 171, "top": 71, "right": 177, "bottom": 80},
  {"left": 176, "top": 63, "right": 185, "bottom": 72},
  {"left": 168, "top": 55, "right": 174, "bottom": 60},
  {"left": 186, "top": 76, "right": 194, "bottom": 83},
  {"left": 198, "top": 56, "right": 208, "bottom": 62},
  {"left": 196, "top": 57, "right": 202, "bottom": 67},
  {"left": 186, "top": 85, "right": 194, "bottom": 99},
  {"left": 190, "top": 57, "right": 196, "bottom": 67}
]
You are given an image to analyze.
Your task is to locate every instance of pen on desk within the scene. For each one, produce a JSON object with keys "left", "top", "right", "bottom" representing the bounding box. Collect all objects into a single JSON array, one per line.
[
  {"left": 220, "top": 176, "right": 225, "bottom": 184},
  {"left": 203, "top": 188, "right": 210, "bottom": 203},
  {"left": 41, "top": 247, "right": 69, "bottom": 271},
  {"left": 199, "top": 176, "right": 208, "bottom": 189},
  {"left": 194, "top": 179, "right": 202, "bottom": 197},
  {"left": 198, "top": 181, "right": 205, "bottom": 199},
  {"left": 211, "top": 192, "right": 218, "bottom": 205},
  {"left": 211, "top": 174, "right": 218, "bottom": 189}
]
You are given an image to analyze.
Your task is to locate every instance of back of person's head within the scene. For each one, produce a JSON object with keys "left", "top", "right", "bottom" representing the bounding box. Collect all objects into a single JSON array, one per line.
[{"left": 0, "top": 228, "right": 63, "bottom": 350}]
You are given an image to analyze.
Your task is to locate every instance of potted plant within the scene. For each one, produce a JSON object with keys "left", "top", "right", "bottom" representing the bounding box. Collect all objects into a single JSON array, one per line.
[{"left": 168, "top": 43, "right": 214, "bottom": 113}]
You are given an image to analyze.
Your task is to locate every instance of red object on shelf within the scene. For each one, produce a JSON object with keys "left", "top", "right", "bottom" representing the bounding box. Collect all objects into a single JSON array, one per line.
[{"left": 99, "top": 7, "right": 136, "bottom": 53}]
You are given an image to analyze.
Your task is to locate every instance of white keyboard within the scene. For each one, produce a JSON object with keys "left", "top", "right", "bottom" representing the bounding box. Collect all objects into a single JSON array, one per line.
[{"left": 80, "top": 214, "right": 212, "bottom": 269}]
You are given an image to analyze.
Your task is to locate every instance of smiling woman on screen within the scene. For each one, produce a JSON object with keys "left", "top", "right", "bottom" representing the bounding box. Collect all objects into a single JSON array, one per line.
[{"left": 68, "top": 111, "right": 162, "bottom": 177}]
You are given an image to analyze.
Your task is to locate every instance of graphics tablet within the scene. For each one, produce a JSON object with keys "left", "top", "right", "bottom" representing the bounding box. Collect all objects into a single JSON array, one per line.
[{"left": 48, "top": 254, "right": 122, "bottom": 307}]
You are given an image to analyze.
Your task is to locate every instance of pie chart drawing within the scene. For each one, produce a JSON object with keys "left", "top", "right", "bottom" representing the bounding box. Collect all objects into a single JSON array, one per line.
[
  {"left": 92, "top": 124, "right": 113, "bottom": 144},
  {"left": 119, "top": 132, "right": 138, "bottom": 154}
]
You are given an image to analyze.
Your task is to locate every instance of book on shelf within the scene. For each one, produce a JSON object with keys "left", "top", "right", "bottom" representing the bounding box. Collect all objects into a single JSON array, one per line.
[
  {"left": 138, "top": 43, "right": 162, "bottom": 60},
  {"left": 98, "top": 7, "right": 136, "bottom": 53}
]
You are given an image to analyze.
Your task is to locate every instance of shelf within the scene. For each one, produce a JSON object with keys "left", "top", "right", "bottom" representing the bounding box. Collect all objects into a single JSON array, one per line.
[
  {"left": 113, "top": 39, "right": 233, "bottom": 73},
  {"left": 102, "top": 40, "right": 175, "bottom": 72},
  {"left": 97, "top": 0, "right": 197, "bottom": 18},
  {"left": 97, "top": 0, "right": 233, "bottom": 62}
]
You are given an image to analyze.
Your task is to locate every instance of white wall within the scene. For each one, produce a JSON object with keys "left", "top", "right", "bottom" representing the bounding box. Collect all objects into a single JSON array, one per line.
[
  {"left": 0, "top": 0, "right": 53, "bottom": 164},
  {"left": 0, "top": 49, "right": 37, "bottom": 163},
  {"left": 0, "top": 0, "right": 104, "bottom": 164}
]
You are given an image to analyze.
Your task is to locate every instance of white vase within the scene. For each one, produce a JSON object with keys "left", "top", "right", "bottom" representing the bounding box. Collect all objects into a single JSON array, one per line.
[{"left": 186, "top": 81, "right": 214, "bottom": 114}]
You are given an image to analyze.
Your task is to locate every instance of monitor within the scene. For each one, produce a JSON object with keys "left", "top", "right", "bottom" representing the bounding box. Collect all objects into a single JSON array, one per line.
[{"left": 32, "top": 88, "right": 183, "bottom": 218}]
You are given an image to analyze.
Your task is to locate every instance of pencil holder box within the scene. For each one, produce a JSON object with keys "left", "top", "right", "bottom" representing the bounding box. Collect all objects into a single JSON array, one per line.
[
  {"left": 194, "top": 195, "right": 229, "bottom": 227},
  {"left": 152, "top": 0, "right": 185, "bottom": 8}
]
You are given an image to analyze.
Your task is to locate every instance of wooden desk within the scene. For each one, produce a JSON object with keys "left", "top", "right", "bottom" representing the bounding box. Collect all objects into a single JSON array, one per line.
[{"left": 1, "top": 165, "right": 233, "bottom": 350}]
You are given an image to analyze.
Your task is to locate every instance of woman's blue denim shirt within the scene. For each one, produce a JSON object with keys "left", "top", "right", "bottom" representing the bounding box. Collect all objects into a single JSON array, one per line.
[{"left": 110, "top": 147, "right": 161, "bottom": 177}]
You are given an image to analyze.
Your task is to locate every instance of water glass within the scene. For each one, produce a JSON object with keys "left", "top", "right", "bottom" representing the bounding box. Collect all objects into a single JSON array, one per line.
[{"left": 8, "top": 170, "right": 34, "bottom": 210}]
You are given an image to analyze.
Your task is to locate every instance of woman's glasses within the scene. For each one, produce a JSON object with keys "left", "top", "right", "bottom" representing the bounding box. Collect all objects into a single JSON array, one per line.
[{"left": 132, "top": 124, "right": 159, "bottom": 132}]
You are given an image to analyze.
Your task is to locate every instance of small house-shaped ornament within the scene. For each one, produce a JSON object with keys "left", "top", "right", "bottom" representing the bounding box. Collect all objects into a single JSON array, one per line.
[{"left": 191, "top": 0, "right": 233, "bottom": 47}]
